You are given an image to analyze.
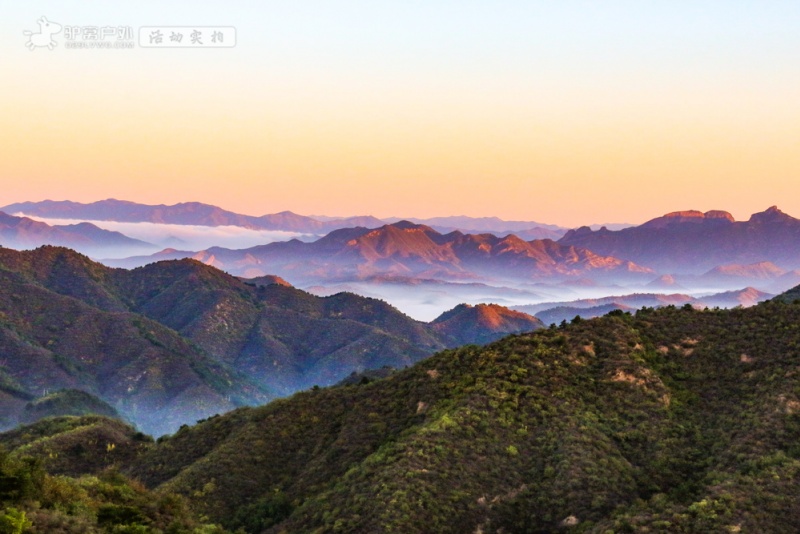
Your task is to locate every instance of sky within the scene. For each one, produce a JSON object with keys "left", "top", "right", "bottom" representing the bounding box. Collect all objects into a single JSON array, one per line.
[{"left": 2, "top": 1, "right": 799, "bottom": 227}]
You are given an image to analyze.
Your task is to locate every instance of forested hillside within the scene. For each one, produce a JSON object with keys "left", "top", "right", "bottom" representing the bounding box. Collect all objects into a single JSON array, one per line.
[{"left": 4, "top": 295, "right": 799, "bottom": 532}]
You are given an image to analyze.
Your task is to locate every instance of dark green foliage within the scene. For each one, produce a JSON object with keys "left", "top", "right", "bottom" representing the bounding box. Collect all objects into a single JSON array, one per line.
[
  {"left": 118, "top": 297, "right": 800, "bottom": 532},
  {"left": 0, "top": 439, "right": 222, "bottom": 532},
  {"left": 0, "top": 416, "right": 153, "bottom": 477},
  {"left": 4, "top": 252, "right": 800, "bottom": 531},
  {"left": 20, "top": 390, "right": 120, "bottom": 425},
  {"left": 97, "top": 504, "right": 146, "bottom": 527},
  {"left": 226, "top": 490, "right": 293, "bottom": 533}
]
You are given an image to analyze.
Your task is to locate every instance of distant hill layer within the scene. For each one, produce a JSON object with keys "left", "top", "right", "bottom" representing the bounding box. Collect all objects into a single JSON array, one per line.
[
  {"left": 0, "top": 211, "right": 153, "bottom": 255},
  {"left": 0, "top": 246, "right": 542, "bottom": 434},
  {"left": 108, "top": 221, "right": 652, "bottom": 284},
  {"left": 19, "top": 389, "right": 121, "bottom": 425},
  {"left": 559, "top": 206, "right": 800, "bottom": 272},
  {"left": 3, "top": 199, "right": 567, "bottom": 237},
  {"left": 515, "top": 288, "right": 773, "bottom": 324}
]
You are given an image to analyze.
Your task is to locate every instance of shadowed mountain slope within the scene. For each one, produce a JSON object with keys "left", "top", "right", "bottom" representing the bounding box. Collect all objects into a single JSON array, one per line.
[{"left": 0, "top": 246, "right": 542, "bottom": 433}]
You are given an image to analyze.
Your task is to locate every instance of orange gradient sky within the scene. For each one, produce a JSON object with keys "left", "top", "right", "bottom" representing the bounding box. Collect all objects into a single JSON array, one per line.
[{"left": 2, "top": 1, "right": 799, "bottom": 227}]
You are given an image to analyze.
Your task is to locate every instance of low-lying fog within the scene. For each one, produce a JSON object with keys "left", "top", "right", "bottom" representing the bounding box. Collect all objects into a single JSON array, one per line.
[
  {"left": 18, "top": 215, "right": 317, "bottom": 258},
  {"left": 11, "top": 214, "right": 780, "bottom": 322},
  {"left": 301, "top": 280, "right": 757, "bottom": 322}
]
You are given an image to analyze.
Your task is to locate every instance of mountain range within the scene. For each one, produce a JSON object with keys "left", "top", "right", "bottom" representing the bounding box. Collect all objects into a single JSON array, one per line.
[
  {"left": 518, "top": 287, "right": 774, "bottom": 324},
  {"left": 0, "top": 245, "right": 542, "bottom": 434},
  {"left": 106, "top": 221, "right": 653, "bottom": 285},
  {"left": 0, "top": 211, "right": 153, "bottom": 256},
  {"left": 3, "top": 291, "right": 800, "bottom": 531},
  {"left": 559, "top": 206, "right": 800, "bottom": 273},
  {"left": 2, "top": 199, "right": 565, "bottom": 237}
]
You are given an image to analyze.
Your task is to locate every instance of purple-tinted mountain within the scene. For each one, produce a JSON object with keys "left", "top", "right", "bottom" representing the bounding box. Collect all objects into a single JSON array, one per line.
[
  {"left": 514, "top": 287, "right": 773, "bottom": 324},
  {"left": 107, "top": 222, "right": 653, "bottom": 284},
  {"left": 645, "top": 274, "right": 686, "bottom": 291},
  {"left": 3, "top": 199, "right": 575, "bottom": 239},
  {"left": 1, "top": 199, "right": 384, "bottom": 233},
  {"left": 0, "top": 245, "right": 545, "bottom": 433},
  {"left": 387, "top": 215, "right": 566, "bottom": 239},
  {"left": 0, "top": 211, "right": 153, "bottom": 254},
  {"left": 559, "top": 206, "right": 800, "bottom": 273}
]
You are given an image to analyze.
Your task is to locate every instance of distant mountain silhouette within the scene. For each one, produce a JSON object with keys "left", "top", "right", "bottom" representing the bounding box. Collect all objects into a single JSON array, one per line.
[
  {"left": 386, "top": 215, "right": 566, "bottom": 239},
  {"left": 559, "top": 206, "right": 800, "bottom": 273},
  {"left": 108, "top": 222, "right": 653, "bottom": 284},
  {"left": 702, "top": 261, "right": 785, "bottom": 280},
  {"left": 514, "top": 288, "right": 773, "bottom": 324},
  {"left": 535, "top": 303, "right": 637, "bottom": 325},
  {"left": 1, "top": 199, "right": 384, "bottom": 233},
  {"left": 3, "top": 199, "right": 576, "bottom": 239},
  {"left": 645, "top": 274, "right": 685, "bottom": 291},
  {"left": 0, "top": 211, "right": 153, "bottom": 254}
]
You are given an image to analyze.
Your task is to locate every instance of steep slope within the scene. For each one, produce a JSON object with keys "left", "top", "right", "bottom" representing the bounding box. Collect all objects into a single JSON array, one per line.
[
  {"left": 0, "top": 246, "right": 537, "bottom": 431},
  {"left": 0, "top": 254, "right": 269, "bottom": 435},
  {"left": 559, "top": 206, "right": 800, "bottom": 272},
  {"left": 113, "top": 259, "right": 447, "bottom": 393},
  {"left": 122, "top": 299, "right": 800, "bottom": 533}
]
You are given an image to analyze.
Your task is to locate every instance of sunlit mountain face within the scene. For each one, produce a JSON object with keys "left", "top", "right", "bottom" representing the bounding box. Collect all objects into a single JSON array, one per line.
[{"left": 2, "top": 202, "right": 797, "bottom": 321}]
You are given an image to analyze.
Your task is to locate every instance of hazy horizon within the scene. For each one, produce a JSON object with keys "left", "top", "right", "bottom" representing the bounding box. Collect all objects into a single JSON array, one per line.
[{"left": 4, "top": 197, "right": 795, "bottom": 231}]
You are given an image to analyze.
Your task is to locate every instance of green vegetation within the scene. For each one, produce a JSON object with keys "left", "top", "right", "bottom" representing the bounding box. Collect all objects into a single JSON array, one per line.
[
  {"left": 0, "top": 443, "right": 222, "bottom": 533},
  {"left": 117, "top": 296, "right": 800, "bottom": 532},
  {"left": 20, "top": 390, "right": 120, "bottom": 425},
  {"left": 3, "top": 246, "right": 800, "bottom": 531}
]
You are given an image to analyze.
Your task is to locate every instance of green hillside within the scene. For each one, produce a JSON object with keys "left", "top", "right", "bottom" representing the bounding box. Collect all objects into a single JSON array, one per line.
[
  {"left": 4, "top": 246, "right": 800, "bottom": 532},
  {"left": 114, "top": 298, "right": 800, "bottom": 533},
  {"left": 19, "top": 389, "right": 121, "bottom": 425}
]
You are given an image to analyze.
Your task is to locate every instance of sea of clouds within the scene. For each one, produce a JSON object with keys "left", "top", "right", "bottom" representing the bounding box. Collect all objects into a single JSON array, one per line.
[{"left": 16, "top": 214, "right": 315, "bottom": 258}]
